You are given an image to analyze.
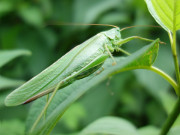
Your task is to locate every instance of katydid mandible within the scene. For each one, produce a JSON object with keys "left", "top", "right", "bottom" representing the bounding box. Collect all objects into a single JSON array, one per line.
[{"left": 5, "top": 27, "right": 156, "bottom": 106}]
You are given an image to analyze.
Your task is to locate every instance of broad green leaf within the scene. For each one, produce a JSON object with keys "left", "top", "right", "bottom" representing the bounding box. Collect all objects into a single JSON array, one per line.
[
  {"left": 168, "top": 126, "right": 180, "bottom": 135},
  {"left": 145, "top": 0, "right": 180, "bottom": 32},
  {"left": 0, "top": 50, "right": 31, "bottom": 68},
  {"left": 0, "top": 76, "right": 25, "bottom": 90},
  {"left": 79, "top": 117, "right": 139, "bottom": 135},
  {"left": 138, "top": 126, "right": 159, "bottom": 135},
  {"left": 26, "top": 40, "right": 159, "bottom": 135}
]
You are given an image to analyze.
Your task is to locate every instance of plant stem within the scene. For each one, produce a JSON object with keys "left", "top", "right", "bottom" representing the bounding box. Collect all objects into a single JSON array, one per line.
[
  {"left": 160, "top": 98, "right": 180, "bottom": 135},
  {"left": 148, "top": 66, "right": 178, "bottom": 91},
  {"left": 159, "top": 36, "right": 180, "bottom": 134},
  {"left": 160, "top": 30, "right": 180, "bottom": 134},
  {"left": 169, "top": 31, "right": 180, "bottom": 95},
  {"left": 119, "top": 66, "right": 177, "bottom": 91},
  {"left": 160, "top": 1, "right": 180, "bottom": 134}
]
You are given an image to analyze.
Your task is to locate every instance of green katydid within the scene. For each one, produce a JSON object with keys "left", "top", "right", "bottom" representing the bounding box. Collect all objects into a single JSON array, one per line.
[
  {"left": 5, "top": 26, "right": 160, "bottom": 107},
  {"left": 5, "top": 25, "right": 163, "bottom": 131}
]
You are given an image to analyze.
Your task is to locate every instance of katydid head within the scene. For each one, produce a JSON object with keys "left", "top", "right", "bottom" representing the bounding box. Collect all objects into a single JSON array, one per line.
[
  {"left": 101, "top": 27, "right": 122, "bottom": 52},
  {"left": 102, "top": 25, "right": 164, "bottom": 56},
  {"left": 101, "top": 27, "right": 121, "bottom": 41}
]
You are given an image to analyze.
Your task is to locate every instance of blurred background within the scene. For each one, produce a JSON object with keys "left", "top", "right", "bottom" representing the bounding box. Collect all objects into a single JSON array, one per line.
[{"left": 0, "top": 0, "right": 179, "bottom": 134}]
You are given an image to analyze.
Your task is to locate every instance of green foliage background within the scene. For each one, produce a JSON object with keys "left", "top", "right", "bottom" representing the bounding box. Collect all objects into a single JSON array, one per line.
[{"left": 0, "top": 0, "right": 179, "bottom": 134}]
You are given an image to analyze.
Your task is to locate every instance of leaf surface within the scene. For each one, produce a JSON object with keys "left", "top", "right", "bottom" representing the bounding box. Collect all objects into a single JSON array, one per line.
[
  {"left": 0, "top": 50, "right": 31, "bottom": 68},
  {"left": 138, "top": 126, "right": 159, "bottom": 135},
  {"left": 79, "top": 116, "right": 139, "bottom": 135},
  {"left": 0, "top": 76, "right": 25, "bottom": 90},
  {"left": 145, "top": 0, "right": 180, "bottom": 31}
]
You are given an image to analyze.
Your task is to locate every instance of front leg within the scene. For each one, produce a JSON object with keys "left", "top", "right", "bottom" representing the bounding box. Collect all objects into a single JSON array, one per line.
[
  {"left": 114, "top": 36, "right": 165, "bottom": 47},
  {"left": 104, "top": 44, "right": 116, "bottom": 65}
]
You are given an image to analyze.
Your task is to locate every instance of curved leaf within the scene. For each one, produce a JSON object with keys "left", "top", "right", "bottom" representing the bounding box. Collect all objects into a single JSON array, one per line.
[
  {"left": 18, "top": 4, "right": 44, "bottom": 27},
  {"left": 145, "top": 0, "right": 180, "bottom": 32},
  {"left": 0, "top": 50, "right": 31, "bottom": 68},
  {"left": 0, "top": 76, "right": 25, "bottom": 90},
  {"left": 168, "top": 126, "right": 180, "bottom": 135},
  {"left": 79, "top": 116, "right": 139, "bottom": 135},
  {"left": 138, "top": 126, "right": 159, "bottom": 135},
  {"left": 26, "top": 39, "right": 159, "bottom": 135}
]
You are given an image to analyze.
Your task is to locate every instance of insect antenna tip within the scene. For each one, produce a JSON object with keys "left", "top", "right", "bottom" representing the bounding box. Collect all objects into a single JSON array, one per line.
[{"left": 159, "top": 41, "right": 166, "bottom": 45}]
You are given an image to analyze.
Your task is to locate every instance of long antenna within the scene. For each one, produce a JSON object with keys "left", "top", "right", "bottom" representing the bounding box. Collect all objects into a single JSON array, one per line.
[
  {"left": 46, "top": 22, "right": 119, "bottom": 28},
  {"left": 120, "top": 25, "right": 161, "bottom": 32},
  {"left": 46, "top": 22, "right": 161, "bottom": 31},
  {"left": 120, "top": 25, "right": 166, "bottom": 44}
]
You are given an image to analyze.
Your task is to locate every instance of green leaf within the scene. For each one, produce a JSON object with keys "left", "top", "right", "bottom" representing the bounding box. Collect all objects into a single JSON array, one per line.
[
  {"left": 76, "top": 72, "right": 131, "bottom": 126},
  {"left": 0, "top": 76, "right": 25, "bottom": 90},
  {"left": 79, "top": 116, "right": 139, "bottom": 135},
  {"left": 138, "top": 126, "right": 159, "bottom": 135},
  {"left": 0, "top": 50, "right": 31, "bottom": 68},
  {"left": 25, "top": 39, "right": 159, "bottom": 135},
  {"left": 18, "top": 4, "right": 44, "bottom": 27},
  {"left": 145, "top": 0, "right": 180, "bottom": 32},
  {"left": 168, "top": 126, "right": 180, "bottom": 135},
  {"left": 134, "top": 44, "right": 174, "bottom": 98}
]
